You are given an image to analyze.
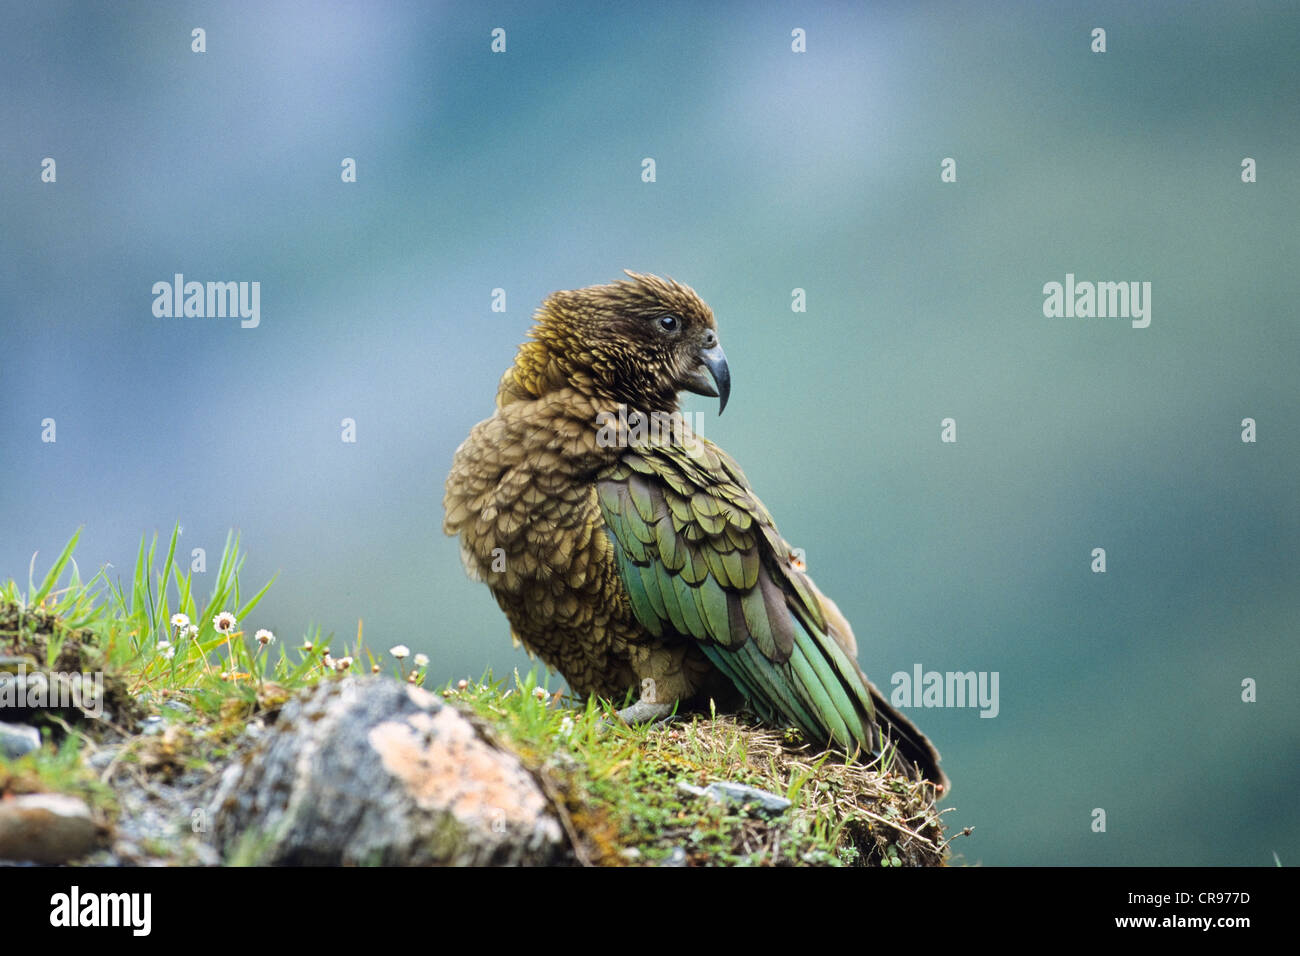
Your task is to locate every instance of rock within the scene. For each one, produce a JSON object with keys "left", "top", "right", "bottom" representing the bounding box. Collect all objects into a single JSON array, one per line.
[
  {"left": 138, "top": 715, "right": 165, "bottom": 736},
  {"left": 0, "top": 793, "right": 101, "bottom": 864},
  {"left": 660, "top": 847, "right": 689, "bottom": 867},
  {"left": 677, "top": 780, "right": 793, "bottom": 815},
  {"left": 0, "top": 722, "right": 41, "bottom": 758},
  {"left": 207, "top": 677, "right": 565, "bottom": 865},
  {"left": 87, "top": 746, "right": 119, "bottom": 771}
]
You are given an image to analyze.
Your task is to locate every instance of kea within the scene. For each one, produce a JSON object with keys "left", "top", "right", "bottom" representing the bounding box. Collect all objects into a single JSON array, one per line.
[{"left": 444, "top": 273, "right": 947, "bottom": 791}]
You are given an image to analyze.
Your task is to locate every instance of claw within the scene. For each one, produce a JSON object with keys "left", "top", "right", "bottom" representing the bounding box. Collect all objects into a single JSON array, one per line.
[{"left": 614, "top": 698, "right": 677, "bottom": 726}]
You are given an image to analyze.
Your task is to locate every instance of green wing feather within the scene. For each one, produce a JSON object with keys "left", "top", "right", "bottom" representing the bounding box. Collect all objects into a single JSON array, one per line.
[{"left": 595, "top": 434, "right": 885, "bottom": 756}]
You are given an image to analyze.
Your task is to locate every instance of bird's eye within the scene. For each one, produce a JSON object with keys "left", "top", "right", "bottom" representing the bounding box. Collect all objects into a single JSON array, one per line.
[{"left": 658, "top": 314, "right": 680, "bottom": 332}]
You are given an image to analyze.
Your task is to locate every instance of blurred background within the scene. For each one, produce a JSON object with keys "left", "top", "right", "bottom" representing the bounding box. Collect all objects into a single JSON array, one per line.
[{"left": 2, "top": 0, "right": 1297, "bottom": 865}]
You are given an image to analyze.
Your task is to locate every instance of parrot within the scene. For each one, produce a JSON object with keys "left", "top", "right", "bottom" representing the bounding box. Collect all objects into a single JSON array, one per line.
[{"left": 444, "top": 272, "right": 947, "bottom": 791}]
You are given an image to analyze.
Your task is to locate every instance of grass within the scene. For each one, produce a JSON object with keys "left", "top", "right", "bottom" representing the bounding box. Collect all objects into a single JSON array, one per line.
[
  {"left": 0, "top": 525, "right": 427, "bottom": 716},
  {"left": 449, "top": 671, "right": 949, "bottom": 866},
  {"left": 1, "top": 526, "right": 951, "bottom": 866},
  {"left": 0, "top": 525, "right": 394, "bottom": 855}
]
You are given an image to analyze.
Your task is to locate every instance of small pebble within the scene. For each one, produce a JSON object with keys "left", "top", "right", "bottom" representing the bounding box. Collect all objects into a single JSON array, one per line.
[
  {"left": 0, "top": 722, "right": 41, "bottom": 758},
  {"left": 677, "top": 780, "right": 792, "bottom": 815},
  {"left": 0, "top": 793, "right": 99, "bottom": 864},
  {"left": 139, "top": 715, "right": 165, "bottom": 736},
  {"left": 659, "top": 847, "right": 688, "bottom": 867}
]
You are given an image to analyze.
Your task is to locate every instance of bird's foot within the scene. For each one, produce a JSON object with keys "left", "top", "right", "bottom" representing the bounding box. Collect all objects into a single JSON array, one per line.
[{"left": 613, "top": 698, "right": 677, "bottom": 727}]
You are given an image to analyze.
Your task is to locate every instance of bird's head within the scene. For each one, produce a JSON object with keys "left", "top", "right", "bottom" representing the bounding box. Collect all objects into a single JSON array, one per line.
[{"left": 511, "top": 271, "right": 730, "bottom": 415}]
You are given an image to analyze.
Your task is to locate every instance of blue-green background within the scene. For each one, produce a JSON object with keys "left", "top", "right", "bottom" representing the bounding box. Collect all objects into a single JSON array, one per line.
[{"left": 2, "top": 1, "right": 1297, "bottom": 865}]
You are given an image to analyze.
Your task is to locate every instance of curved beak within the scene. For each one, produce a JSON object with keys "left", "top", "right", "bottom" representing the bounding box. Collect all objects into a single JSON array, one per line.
[{"left": 681, "top": 343, "right": 731, "bottom": 415}]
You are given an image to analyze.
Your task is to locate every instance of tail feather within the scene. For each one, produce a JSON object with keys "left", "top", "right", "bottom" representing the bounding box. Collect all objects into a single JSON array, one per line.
[
  {"left": 813, "top": 583, "right": 949, "bottom": 793},
  {"left": 866, "top": 681, "right": 948, "bottom": 793}
]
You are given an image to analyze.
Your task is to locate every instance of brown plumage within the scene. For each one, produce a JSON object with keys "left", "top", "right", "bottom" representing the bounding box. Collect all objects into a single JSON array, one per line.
[{"left": 444, "top": 272, "right": 947, "bottom": 791}]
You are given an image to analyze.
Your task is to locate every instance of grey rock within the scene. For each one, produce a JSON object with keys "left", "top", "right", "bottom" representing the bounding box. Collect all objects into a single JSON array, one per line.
[
  {"left": 207, "top": 676, "right": 565, "bottom": 865},
  {"left": 677, "top": 780, "right": 793, "bottom": 815},
  {"left": 139, "top": 715, "right": 165, "bottom": 736},
  {"left": 660, "top": 846, "right": 689, "bottom": 867},
  {"left": 112, "top": 840, "right": 144, "bottom": 863},
  {"left": 87, "top": 746, "right": 119, "bottom": 771},
  {"left": 0, "top": 722, "right": 41, "bottom": 758}
]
